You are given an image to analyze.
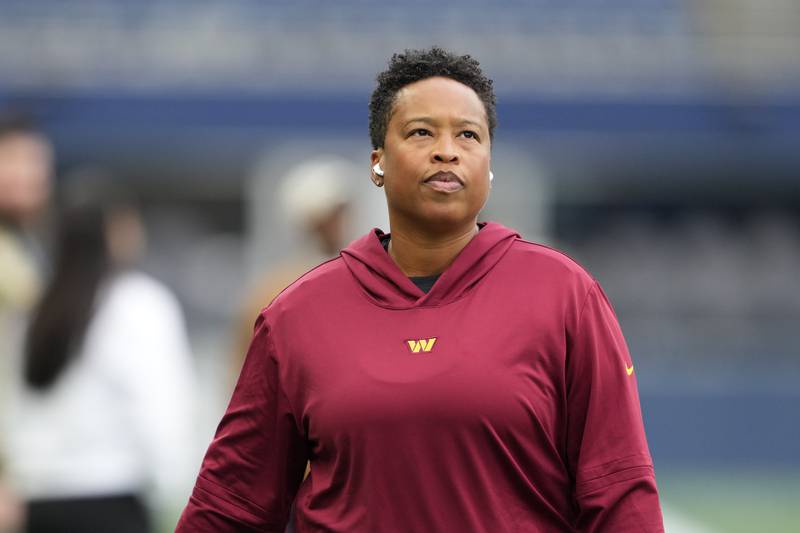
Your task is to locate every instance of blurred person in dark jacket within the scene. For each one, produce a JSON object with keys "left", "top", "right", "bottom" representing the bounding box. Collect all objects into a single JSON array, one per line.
[
  {"left": 0, "top": 112, "right": 53, "bottom": 533},
  {"left": 1, "top": 174, "right": 195, "bottom": 533}
]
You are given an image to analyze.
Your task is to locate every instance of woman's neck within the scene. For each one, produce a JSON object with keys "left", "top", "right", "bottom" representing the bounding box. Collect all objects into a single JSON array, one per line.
[{"left": 387, "top": 222, "right": 479, "bottom": 277}]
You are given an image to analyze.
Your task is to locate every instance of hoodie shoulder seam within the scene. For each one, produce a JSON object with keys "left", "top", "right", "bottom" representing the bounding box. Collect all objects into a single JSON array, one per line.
[
  {"left": 512, "top": 237, "right": 596, "bottom": 282},
  {"left": 262, "top": 256, "right": 345, "bottom": 313}
]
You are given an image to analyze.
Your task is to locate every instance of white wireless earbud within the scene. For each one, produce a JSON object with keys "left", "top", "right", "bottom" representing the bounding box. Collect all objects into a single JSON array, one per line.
[
  {"left": 372, "top": 163, "right": 384, "bottom": 177},
  {"left": 489, "top": 171, "right": 494, "bottom": 182}
]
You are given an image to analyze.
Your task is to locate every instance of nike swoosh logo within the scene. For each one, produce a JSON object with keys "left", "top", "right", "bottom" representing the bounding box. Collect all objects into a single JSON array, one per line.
[{"left": 626, "top": 364, "right": 634, "bottom": 376}]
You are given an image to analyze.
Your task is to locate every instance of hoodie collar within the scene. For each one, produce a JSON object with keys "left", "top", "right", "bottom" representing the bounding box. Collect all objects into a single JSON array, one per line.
[{"left": 340, "top": 222, "right": 519, "bottom": 309}]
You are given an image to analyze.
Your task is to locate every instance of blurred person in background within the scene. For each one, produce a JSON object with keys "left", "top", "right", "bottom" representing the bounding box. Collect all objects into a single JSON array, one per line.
[
  {"left": 0, "top": 112, "right": 53, "bottom": 533},
  {"left": 177, "top": 47, "right": 663, "bottom": 532},
  {"left": 0, "top": 113, "right": 51, "bottom": 317},
  {"left": 232, "top": 157, "right": 356, "bottom": 531},
  {"left": 1, "top": 172, "right": 195, "bottom": 533},
  {"left": 233, "top": 156, "right": 355, "bottom": 376}
]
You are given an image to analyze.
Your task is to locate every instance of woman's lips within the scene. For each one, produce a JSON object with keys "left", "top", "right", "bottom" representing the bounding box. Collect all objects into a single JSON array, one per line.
[{"left": 423, "top": 171, "right": 464, "bottom": 193}]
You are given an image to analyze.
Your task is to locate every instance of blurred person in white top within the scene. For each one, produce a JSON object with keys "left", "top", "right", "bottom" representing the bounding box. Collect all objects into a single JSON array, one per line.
[{"left": 1, "top": 172, "right": 195, "bottom": 533}]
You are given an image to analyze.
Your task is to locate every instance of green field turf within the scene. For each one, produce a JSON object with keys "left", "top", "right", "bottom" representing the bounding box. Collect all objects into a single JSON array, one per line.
[
  {"left": 658, "top": 468, "right": 800, "bottom": 533},
  {"left": 159, "top": 467, "right": 800, "bottom": 532}
]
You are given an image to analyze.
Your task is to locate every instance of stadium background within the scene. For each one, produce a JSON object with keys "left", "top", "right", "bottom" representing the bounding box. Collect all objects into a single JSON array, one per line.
[{"left": 2, "top": 1, "right": 799, "bottom": 531}]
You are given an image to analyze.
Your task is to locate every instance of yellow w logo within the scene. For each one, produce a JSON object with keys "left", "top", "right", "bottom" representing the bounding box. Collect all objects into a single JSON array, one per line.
[{"left": 406, "top": 338, "right": 437, "bottom": 353}]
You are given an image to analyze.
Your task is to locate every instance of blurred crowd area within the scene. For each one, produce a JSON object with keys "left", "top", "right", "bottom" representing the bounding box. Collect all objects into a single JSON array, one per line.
[
  {"left": 2, "top": 1, "right": 800, "bottom": 532},
  {"left": 569, "top": 208, "right": 800, "bottom": 372},
  {"left": 1, "top": 0, "right": 799, "bottom": 97}
]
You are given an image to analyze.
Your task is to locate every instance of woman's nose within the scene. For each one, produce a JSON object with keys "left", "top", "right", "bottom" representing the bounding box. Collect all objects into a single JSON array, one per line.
[{"left": 431, "top": 138, "right": 459, "bottom": 163}]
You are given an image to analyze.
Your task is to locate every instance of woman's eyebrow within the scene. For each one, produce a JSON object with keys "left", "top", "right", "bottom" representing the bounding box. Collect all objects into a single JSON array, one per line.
[
  {"left": 455, "top": 119, "right": 484, "bottom": 129},
  {"left": 402, "top": 117, "right": 484, "bottom": 128},
  {"left": 402, "top": 117, "right": 436, "bottom": 128}
]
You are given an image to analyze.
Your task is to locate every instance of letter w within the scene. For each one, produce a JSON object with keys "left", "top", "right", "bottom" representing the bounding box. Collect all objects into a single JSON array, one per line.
[{"left": 407, "top": 338, "right": 437, "bottom": 353}]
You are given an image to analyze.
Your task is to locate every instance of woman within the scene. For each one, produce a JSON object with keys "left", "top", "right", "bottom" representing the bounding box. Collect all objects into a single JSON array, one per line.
[
  {"left": 177, "top": 47, "right": 664, "bottom": 532},
  {"left": 3, "top": 178, "right": 195, "bottom": 533}
]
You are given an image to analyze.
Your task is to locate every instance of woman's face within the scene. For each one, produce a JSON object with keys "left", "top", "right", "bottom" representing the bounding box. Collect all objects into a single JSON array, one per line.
[{"left": 372, "top": 76, "right": 491, "bottom": 234}]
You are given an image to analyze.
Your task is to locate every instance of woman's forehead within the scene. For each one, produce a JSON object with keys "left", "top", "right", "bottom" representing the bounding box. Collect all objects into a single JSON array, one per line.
[{"left": 389, "top": 77, "right": 488, "bottom": 127}]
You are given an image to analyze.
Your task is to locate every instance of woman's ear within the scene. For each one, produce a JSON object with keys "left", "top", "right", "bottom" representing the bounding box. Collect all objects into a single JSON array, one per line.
[
  {"left": 370, "top": 150, "right": 385, "bottom": 186},
  {"left": 370, "top": 149, "right": 383, "bottom": 168}
]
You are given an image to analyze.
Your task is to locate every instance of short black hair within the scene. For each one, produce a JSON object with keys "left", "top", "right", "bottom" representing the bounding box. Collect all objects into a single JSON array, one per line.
[
  {"left": 0, "top": 110, "right": 38, "bottom": 141},
  {"left": 368, "top": 47, "right": 497, "bottom": 150}
]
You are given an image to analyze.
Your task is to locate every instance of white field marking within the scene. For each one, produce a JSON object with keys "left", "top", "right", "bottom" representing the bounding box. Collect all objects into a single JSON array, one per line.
[{"left": 662, "top": 504, "right": 718, "bottom": 533}]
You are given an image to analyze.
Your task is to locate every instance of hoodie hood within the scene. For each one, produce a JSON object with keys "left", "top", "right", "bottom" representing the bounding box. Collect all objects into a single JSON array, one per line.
[{"left": 340, "top": 222, "right": 519, "bottom": 309}]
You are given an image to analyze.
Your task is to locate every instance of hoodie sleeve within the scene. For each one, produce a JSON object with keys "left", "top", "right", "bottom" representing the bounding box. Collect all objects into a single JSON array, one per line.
[
  {"left": 176, "top": 312, "right": 308, "bottom": 532},
  {"left": 565, "top": 281, "right": 664, "bottom": 532}
]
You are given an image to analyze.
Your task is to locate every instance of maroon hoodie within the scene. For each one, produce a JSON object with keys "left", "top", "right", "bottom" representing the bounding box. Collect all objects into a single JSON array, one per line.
[{"left": 176, "top": 222, "right": 664, "bottom": 532}]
